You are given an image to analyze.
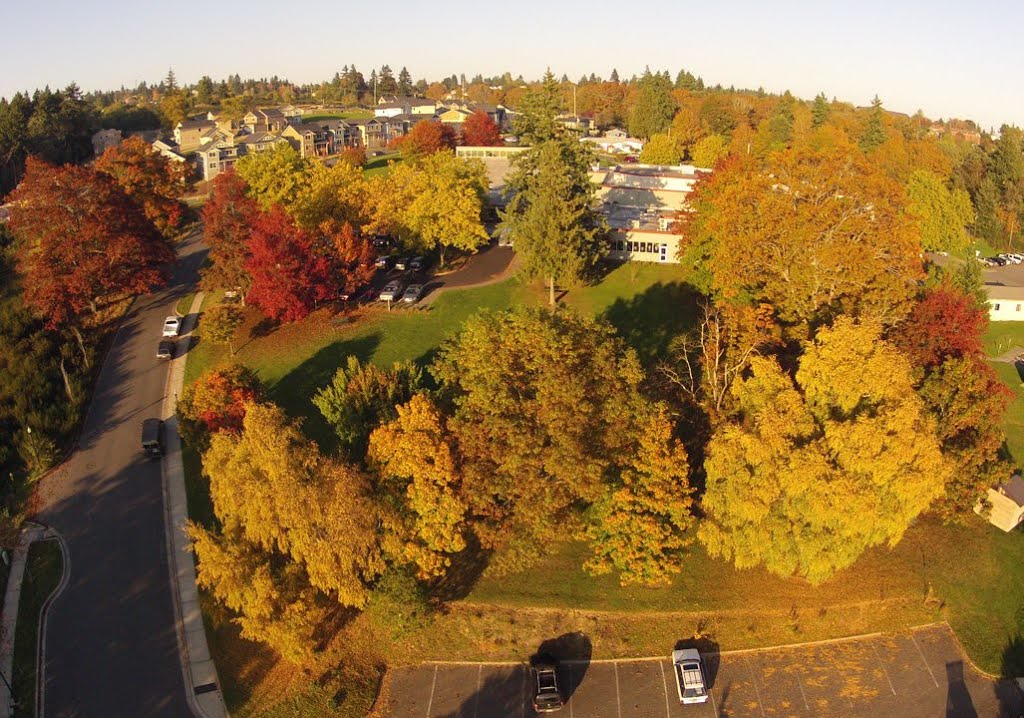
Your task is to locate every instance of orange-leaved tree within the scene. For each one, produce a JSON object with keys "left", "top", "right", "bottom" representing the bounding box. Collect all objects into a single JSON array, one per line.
[{"left": 95, "top": 135, "right": 189, "bottom": 236}]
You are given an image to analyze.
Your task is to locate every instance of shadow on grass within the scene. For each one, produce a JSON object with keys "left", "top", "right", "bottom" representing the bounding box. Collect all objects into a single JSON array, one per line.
[
  {"left": 430, "top": 533, "right": 491, "bottom": 602},
  {"left": 270, "top": 332, "right": 382, "bottom": 448},
  {"left": 602, "top": 281, "right": 704, "bottom": 364}
]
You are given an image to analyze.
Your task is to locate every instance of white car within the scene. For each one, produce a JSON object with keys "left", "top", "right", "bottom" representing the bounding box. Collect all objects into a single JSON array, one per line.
[
  {"left": 162, "top": 316, "right": 181, "bottom": 337},
  {"left": 379, "top": 281, "right": 404, "bottom": 302},
  {"left": 672, "top": 649, "right": 709, "bottom": 704}
]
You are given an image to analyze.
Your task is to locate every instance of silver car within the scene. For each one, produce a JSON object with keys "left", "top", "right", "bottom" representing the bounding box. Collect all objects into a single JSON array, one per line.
[
  {"left": 401, "top": 284, "right": 424, "bottom": 303},
  {"left": 379, "top": 281, "right": 404, "bottom": 302}
]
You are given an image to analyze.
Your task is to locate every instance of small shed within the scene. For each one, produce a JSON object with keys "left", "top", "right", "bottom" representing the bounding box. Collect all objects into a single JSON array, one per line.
[{"left": 976, "top": 474, "right": 1024, "bottom": 532}]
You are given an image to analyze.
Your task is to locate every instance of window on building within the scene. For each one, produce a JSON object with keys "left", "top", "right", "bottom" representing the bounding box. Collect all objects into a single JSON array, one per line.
[
  {"left": 993, "top": 303, "right": 1001, "bottom": 311},
  {"left": 1017, "top": 304, "right": 1022, "bottom": 312}
]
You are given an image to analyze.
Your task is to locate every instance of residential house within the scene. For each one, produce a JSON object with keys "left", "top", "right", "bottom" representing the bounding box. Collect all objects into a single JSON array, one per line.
[
  {"left": 174, "top": 119, "right": 216, "bottom": 149},
  {"left": 375, "top": 96, "right": 437, "bottom": 118},
  {"left": 242, "top": 108, "right": 287, "bottom": 134},
  {"left": 195, "top": 140, "right": 240, "bottom": 182},
  {"left": 280, "top": 104, "right": 303, "bottom": 120},
  {"left": 152, "top": 139, "right": 187, "bottom": 164},
  {"left": 237, "top": 132, "right": 290, "bottom": 155},
  {"left": 198, "top": 126, "right": 233, "bottom": 147},
  {"left": 92, "top": 128, "right": 122, "bottom": 156},
  {"left": 438, "top": 106, "right": 472, "bottom": 127},
  {"left": 582, "top": 130, "right": 644, "bottom": 154},
  {"left": 326, "top": 120, "right": 362, "bottom": 150},
  {"left": 976, "top": 475, "right": 1024, "bottom": 532},
  {"left": 348, "top": 118, "right": 389, "bottom": 149},
  {"left": 443, "top": 101, "right": 507, "bottom": 128},
  {"left": 986, "top": 285, "right": 1024, "bottom": 321},
  {"left": 281, "top": 123, "right": 333, "bottom": 158},
  {"left": 556, "top": 114, "right": 595, "bottom": 135}
]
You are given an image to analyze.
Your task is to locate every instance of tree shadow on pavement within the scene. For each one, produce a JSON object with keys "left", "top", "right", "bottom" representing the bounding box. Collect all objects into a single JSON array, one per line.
[
  {"left": 945, "top": 660, "right": 977, "bottom": 718},
  {"left": 996, "top": 635, "right": 1024, "bottom": 717}
]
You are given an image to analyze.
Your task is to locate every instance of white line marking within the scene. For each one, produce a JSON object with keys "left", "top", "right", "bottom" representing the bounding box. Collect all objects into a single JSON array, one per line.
[
  {"left": 745, "top": 656, "right": 767, "bottom": 718},
  {"left": 473, "top": 664, "right": 482, "bottom": 718},
  {"left": 911, "top": 633, "right": 939, "bottom": 688},
  {"left": 614, "top": 661, "right": 622, "bottom": 718},
  {"left": 425, "top": 664, "right": 438, "bottom": 718},
  {"left": 710, "top": 686, "right": 718, "bottom": 717},
  {"left": 794, "top": 667, "right": 810, "bottom": 712},
  {"left": 870, "top": 641, "right": 897, "bottom": 695},
  {"left": 658, "top": 660, "right": 671, "bottom": 718}
]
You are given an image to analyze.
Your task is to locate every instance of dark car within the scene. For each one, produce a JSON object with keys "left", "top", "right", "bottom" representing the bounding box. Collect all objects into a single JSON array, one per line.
[
  {"left": 157, "top": 340, "right": 175, "bottom": 360},
  {"left": 375, "top": 255, "right": 394, "bottom": 270},
  {"left": 142, "top": 419, "right": 164, "bottom": 458},
  {"left": 409, "top": 255, "right": 427, "bottom": 271},
  {"left": 357, "top": 286, "right": 379, "bottom": 303},
  {"left": 531, "top": 656, "right": 564, "bottom": 713}
]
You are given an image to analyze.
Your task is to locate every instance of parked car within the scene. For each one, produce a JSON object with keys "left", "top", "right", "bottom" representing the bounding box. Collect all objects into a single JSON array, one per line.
[
  {"left": 372, "top": 235, "right": 391, "bottom": 249},
  {"left": 141, "top": 419, "right": 164, "bottom": 458},
  {"left": 379, "top": 281, "right": 405, "bottom": 302},
  {"left": 409, "top": 256, "right": 427, "bottom": 271},
  {"left": 401, "top": 284, "right": 424, "bottom": 303},
  {"left": 672, "top": 649, "right": 709, "bottom": 705},
  {"left": 395, "top": 256, "right": 411, "bottom": 271},
  {"left": 162, "top": 316, "right": 180, "bottom": 337},
  {"left": 531, "top": 656, "right": 564, "bottom": 713},
  {"left": 156, "top": 340, "right": 175, "bottom": 360},
  {"left": 992, "top": 256, "right": 1008, "bottom": 266},
  {"left": 375, "top": 255, "right": 394, "bottom": 270}
]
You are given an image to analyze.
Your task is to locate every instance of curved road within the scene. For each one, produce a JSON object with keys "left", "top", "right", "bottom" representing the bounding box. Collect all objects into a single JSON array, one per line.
[{"left": 36, "top": 231, "right": 205, "bottom": 717}]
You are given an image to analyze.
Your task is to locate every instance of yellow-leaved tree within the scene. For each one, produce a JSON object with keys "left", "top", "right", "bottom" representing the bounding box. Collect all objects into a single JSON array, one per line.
[
  {"left": 367, "top": 393, "right": 468, "bottom": 579},
  {"left": 699, "top": 318, "right": 949, "bottom": 584}
]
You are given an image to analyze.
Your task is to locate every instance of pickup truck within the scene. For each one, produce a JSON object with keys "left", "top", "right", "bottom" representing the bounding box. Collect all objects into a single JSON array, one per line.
[{"left": 672, "top": 648, "right": 709, "bottom": 704}]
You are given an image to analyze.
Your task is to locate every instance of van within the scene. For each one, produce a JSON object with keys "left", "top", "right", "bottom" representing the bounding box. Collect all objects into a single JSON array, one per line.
[{"left": 142, "top": 419, "right": 164, "bottom": 458}]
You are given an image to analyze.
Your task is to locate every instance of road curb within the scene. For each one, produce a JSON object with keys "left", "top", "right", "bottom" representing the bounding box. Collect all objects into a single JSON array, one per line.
[
  {"left": 161, "top": 292, "right": 228, "bottom": 718},
  {"left": 0, "top": 523, "right": 48, "bottom": 718},
  {"left": 33, "top": 531, "right": 67, "bottom": 718}
]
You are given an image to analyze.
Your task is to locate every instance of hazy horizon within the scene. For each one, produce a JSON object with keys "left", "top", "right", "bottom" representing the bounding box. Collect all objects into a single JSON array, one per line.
[{"left": 3, "top": 0, "right": 1022, "bottom": 131}]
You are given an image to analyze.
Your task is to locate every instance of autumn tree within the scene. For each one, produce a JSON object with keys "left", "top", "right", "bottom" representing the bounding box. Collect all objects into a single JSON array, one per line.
[
  {"left": 859, "top": 96, "right": 887, "bottom": 153},
  {"left": 680, "top": 138, "right": 924, "bottom": 330},
  {"left": 432, "top": 307, "right": 693, "bottom": 577},
  {"left": 906, "top": 169, "right": 974, "bottom": 253},
  {"left": 202, "top": 303, "right": 242, "bottom": 357},
  {"left": 638, "top": 134, "right": 682, "bottom": 165},
  {"left": 6, "top": 158, "right": 173, "bottom": 363},
  {"left": 290, "top": 160, "right": 368, "bottom": 231},
  {"left": 313, "top": 356, "right": 423, "bottom": 460},
  {"left": 690, "top": 134, "right": 728, "bottom": 168},
  {"left": 367, "top": 394, "right": 468, "bottom": 578},
  {"left": 244, "top": 206, "right": 335, "bottom": 322},
  {"left": 461, "top": 110, "right": 502, "bottom": 146},
  {"left": 393, "top": 120, "right": 456, "bottom": 157},
  {"left": 368, "top": 151, "right": 489, "bottom": 266},
  {"left": 95, "top": 135, "right": 188, "bottom": 236},
  {"left": 322, "top": 220, "right": 376, "bottom": 298},
  {"left": 199, "top": 170, "right": 258, "bottom": 297},
  {"left": 177, "top": 363, "right": 262, "bottom": 449},
  {"left": 810, "top": 92, "right": 830, "bottom": 128},
  {"left": 699, "top": 319, "right": 949, "bottom": 584},
  {"left": 893, "top": 285, "right": 987, "bottom": 368},
  {"left": 235, "top": 143, "right": 306, "bottom": 211},
  {"left": 501, "top": 137, "right": 607, "bottom": 305}
]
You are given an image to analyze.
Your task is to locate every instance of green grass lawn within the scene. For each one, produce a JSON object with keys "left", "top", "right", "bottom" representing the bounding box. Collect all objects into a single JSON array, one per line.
[
  {"left": 363, "top": 154, "right": 402, "bottom": 178},
  {"left": 12, "top": 540, "right": 62, "bottom": 718},
  {"left": 985, "top": 321, "right": 1024, "bottom": 358},
  {"left": 301, "top": 109, "right": 372, "bottom": 123}
]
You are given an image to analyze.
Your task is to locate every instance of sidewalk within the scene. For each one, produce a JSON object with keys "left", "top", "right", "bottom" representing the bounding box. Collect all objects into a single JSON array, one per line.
[
  {"left": 0, "top": 522, "right": 50, "bottom": 718},
  {"left": 163, "top": 293, "right": 228, "bottom": 718}
]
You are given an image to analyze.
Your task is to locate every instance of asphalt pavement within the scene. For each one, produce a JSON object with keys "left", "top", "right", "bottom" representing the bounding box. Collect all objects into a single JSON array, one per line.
[{"left": 35, "top": 230, "right": 206, "bottom": 717}]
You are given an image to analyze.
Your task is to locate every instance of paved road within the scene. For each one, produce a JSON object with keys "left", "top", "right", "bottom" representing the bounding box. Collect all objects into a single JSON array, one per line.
[
  {"left": 36, "top": 231, "right": 205, "bottom": 718},
  {"left": 386, "top": 625, "right": 1023, "bottom": 718}
]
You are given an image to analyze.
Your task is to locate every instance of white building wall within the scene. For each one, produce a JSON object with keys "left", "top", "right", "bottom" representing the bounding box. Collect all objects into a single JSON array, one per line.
[{"left": 988, "top": 299, "right": 1024, "bottom": 321}]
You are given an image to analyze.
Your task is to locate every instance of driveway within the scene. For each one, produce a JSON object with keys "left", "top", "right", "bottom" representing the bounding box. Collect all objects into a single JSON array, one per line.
[
  {"left": 385, "top": 624, "right": 1022, "bottom": 718},
  {"left": 35, "top": 230, "right": 205, "bottom": 717}
]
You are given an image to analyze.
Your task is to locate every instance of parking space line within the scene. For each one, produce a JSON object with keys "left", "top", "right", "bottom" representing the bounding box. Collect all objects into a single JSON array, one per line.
[
  {"left": 745, "top": 656, "right": 767, "bottom": 718},
  {"left": 910, "top": 633, "right": 940, "bottom": 688},
  {"left": 658, "top": 660, "right": 671, "bottom": 718},
  {"left": 610, "top": 659, "right": 618, "bottom": 716},
  {"left": 472, "top": 664, "right": 481, "bottom": 718},
  {"left": 709, "top": 686, "right": 718, "bottom": 717},
  {"left": 425, "top": 665, "right": 438, "bottom": 718},
  {"left": 870, "top": 641, "right": 897, "bottom": 695},
  {"left": 794, "top": 667, "right": 810, "bottom": 712}
]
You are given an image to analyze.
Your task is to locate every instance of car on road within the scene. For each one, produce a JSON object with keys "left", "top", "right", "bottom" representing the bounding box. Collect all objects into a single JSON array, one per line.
[
  {"left": 672, "top": 648, "right": 709, "bottom": 704},
  {"left": 156, "top": 340, "right": 174, "bottom": 360},
  {"left": 141, "top": 419, "right": 164, "bottom": 458},
  {"left": 162, "top": 316, "right": 180, "bottom": 337},
  {"left": 395, "top": 256, "right": 411, "bottom": 271},
  {"left": 379, "top": 281, "right": 405, "bottom": 302},
  {"left": 401, "top": 284, "right": 424, "bottom": 303},
  {"left": 531, "top": 656, "right": 564, "bottom": 713},
  {"left": 375, "top": 255, "right": 394, "bottom": 270},
  {"left": 409, "top": 256, "right": 427, "bottom": 271}
]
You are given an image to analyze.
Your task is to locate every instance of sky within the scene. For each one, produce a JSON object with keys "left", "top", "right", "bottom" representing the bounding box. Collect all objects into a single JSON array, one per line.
[{"left": 2, "top": 0, "right": 1022, "bottom": 131}]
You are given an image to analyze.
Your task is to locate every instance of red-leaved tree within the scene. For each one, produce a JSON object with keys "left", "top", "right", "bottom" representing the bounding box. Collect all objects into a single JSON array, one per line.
[
  {"left": 393, "top": 120, "right": 457, "bottom": 157},
  {"left": 461, "top": 110, "right": 502, "bottom": 147},
  {"left": 178, "top": 364, "right": 262, "bottom": 448},
  {"left": 95, "top": 136, "right": 189, "bottom": 236},
  {"left": 6, "top": 157, "right": 174, "bottom": 361},
  {"left": 337, "top": 146, "right": 367, "bottom": 168},
  {"left": 200, "top": 171, "right": 258, "bottom": 297},
  {"left": 894, "top": 285, "right": 988, "bottom": 368},
  {"left": 245, "top": 206, "right": 335, "bottom": 322},
  {"left": 320, "top": 220, "right": 376, "bottom": 296}
]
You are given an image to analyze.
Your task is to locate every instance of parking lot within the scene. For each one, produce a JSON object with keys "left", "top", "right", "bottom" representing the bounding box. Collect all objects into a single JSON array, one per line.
[{"left": 385, "top": 625, "right": 1023, "bottom": 718}]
